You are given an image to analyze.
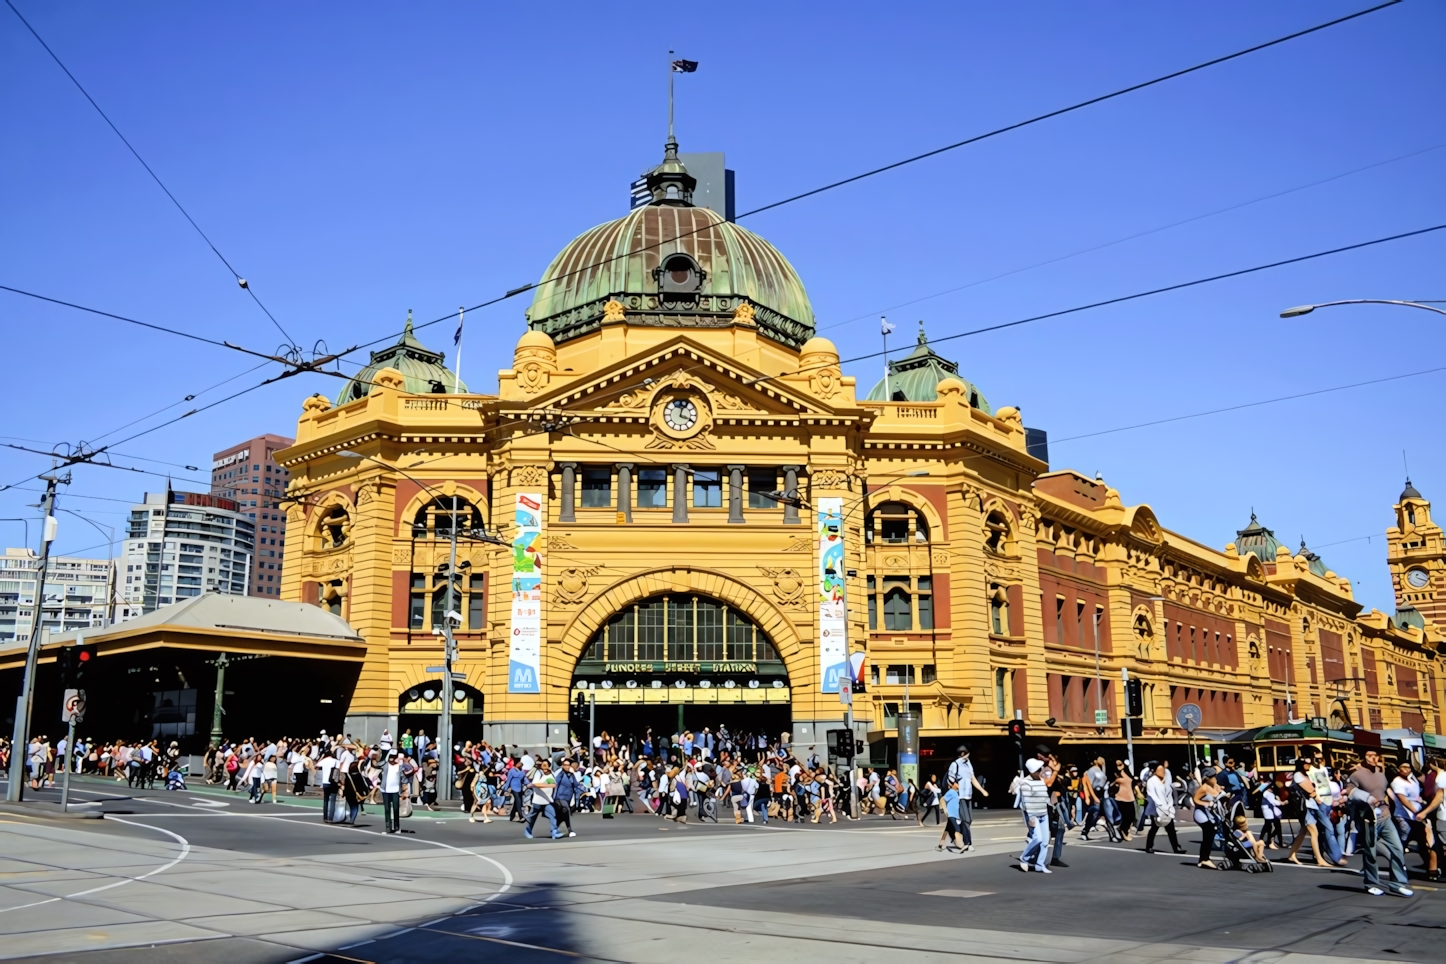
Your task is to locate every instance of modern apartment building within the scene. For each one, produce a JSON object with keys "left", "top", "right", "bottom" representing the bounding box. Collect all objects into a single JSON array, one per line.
[
  {"left": 120, "top": 491, "right": 256, "bottom": 618},
  {"left": 210, "top": 434, "right": 293, "bottom": 597},
  {"left": 0, "top": 547, "right": 114, "bottom": 643}
]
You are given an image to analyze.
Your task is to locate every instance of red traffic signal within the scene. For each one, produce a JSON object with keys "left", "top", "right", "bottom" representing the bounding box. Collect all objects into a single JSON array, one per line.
[
  {"left": 1006, "top": 719, "right": 1026, "bottom": 741},
  {"left": 74, "top": 644, "right": 95, "bottom": 681}
]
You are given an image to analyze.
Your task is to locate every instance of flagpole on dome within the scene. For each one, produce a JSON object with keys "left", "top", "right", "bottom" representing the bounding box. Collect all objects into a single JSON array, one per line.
[
  {"left": 880, "top": 316, "right": 895, "bottom": 400},
  {"left": 453, "top": 306, "right": 464, "bottom": 394}
]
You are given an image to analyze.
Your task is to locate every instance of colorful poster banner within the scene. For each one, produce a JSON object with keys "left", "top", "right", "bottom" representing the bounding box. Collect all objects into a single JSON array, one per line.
[
  {"left": 817, "top": 496, "right": 847, "bottom": 696},
  {"left": 508, "top": 492, "right": 544, "bottom": 693}
]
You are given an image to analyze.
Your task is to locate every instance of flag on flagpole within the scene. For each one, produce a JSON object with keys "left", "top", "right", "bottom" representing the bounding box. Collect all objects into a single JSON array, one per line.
[
  {"left": 880, "top": 316, "right": 895, "bottom": 336},
  {"left": 671, "top": 59, "right": 698, "bottom": 73},
  {"left": 454, "top": 310, "right": 464, "bottom": 346},
  {"left": 453, "top": 306, "right": 464, "bottom": 394}
]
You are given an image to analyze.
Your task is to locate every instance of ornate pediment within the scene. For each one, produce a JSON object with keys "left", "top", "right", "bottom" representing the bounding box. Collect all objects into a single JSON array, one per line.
[{"left": 525, "top": 338, "right": 859, "bottom": 424}]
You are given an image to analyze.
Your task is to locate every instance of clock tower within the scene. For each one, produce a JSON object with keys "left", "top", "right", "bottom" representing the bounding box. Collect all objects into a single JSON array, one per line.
[{"left": 1387, "top": 479, "right": 1445, "bottom": 631}]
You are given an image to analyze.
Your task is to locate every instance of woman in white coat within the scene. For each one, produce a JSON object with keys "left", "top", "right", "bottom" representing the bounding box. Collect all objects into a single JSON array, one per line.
[{"left": 1144, "top": 761, "right": 1186, "bottom": 855}]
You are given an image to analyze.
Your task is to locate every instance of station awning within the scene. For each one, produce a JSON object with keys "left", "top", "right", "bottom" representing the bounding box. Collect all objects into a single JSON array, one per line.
[{"left": 0, "top": 592, "right": 366, "bottom": 670}]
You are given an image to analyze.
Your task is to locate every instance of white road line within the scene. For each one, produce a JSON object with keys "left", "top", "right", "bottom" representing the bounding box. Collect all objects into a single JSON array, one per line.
[{"left": 0, "top": 817, "right": 191, "bottom": 914}]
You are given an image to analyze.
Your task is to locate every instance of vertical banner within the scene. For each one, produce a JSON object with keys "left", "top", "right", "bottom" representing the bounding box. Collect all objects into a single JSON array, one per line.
[
  {"left": 508, "top": 492, "right": 544, "bottom": 693},
  {"left": 817, "top": 496, "right": 847, "bottom": 696}
]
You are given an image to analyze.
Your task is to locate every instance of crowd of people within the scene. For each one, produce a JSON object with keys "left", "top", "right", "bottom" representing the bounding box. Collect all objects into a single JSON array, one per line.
[
  {"left": 955, "top": 741, "right": 1443, "bottom": 897},
  {"left": 9, "top": 725, "right": 1444, "bottom": 897}
]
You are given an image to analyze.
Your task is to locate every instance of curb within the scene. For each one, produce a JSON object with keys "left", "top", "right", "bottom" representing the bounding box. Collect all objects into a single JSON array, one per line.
[{"left": 0, "top": 800, "right": 104, "bottom": 820}]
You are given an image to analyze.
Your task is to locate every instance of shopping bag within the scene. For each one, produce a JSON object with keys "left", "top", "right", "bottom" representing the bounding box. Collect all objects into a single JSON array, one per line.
[{"left": 400, "top": 794, "right": 413, "bottom": 819}]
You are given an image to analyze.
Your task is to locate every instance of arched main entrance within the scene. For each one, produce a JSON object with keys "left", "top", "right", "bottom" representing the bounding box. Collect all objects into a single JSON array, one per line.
[
  {"left": 398, "top": 681, "right": 485, "bottom": 746},
  {"left": 571, "top": 592, "right": 790, "bottom": 746}
]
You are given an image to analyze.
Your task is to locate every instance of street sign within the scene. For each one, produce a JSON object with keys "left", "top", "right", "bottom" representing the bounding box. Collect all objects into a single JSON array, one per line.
[
  {"left": 1176, "top": 702, "right": 1202, "bottom": 733},
  {"left": 838, "top": 679, "right": 852, "bottom": 705},
  {"left": 1094, "top": 709, "right": 1109, "bottom": 725},
  {"left": 62, "top": 688, "right": 85, "bottom": 724},
  {"left": 425, "top": 665, "right": 446, "bottom": 673}
]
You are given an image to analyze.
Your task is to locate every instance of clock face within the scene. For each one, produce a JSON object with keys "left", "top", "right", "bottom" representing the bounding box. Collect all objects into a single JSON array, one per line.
[
  {"left": 663, "top": 398, "right": 698, "bottom": 432},
  {"left": 1406, "top": 567, "right": 1430, "bottom": 589}
]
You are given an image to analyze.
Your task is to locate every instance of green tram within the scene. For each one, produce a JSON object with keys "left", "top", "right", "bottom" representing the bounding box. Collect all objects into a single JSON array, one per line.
[{"left": 1246, "top": 722, "right": 1405, "bottom": 779}]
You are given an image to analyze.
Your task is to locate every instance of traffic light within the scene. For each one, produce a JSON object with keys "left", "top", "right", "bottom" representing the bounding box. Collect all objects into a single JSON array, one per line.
[
  {"left": 1007, "top": 718, "right": 1026, "bottom": 748},
  {"left": 827, "top": 728, "right": 854, "bottom": 762},
  {"left": 57, "top": 646, "right": 76, "bottom": 689},
  {"left": 74, "top": 644, "right": 95, "bottom": 684},
  {"left": 1125, "top": 677, "right": 1143, "bottom": 718},
  {"left": 1122, "top": 717, "right": 1143, "bottom": 738}
]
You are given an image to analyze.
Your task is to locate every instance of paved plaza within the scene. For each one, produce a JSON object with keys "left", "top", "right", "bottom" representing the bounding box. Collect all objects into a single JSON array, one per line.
[{"left": 0, "top": 777, "right": 1443, "bottom": 962}]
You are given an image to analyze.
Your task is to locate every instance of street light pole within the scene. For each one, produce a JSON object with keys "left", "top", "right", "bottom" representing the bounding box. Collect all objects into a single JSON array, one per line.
[{"left": 7, "top": 471, "right": 67, "bottom": 802}]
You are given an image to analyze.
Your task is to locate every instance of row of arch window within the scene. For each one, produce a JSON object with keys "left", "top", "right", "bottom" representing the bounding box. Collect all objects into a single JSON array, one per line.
[{"left": 582, "top": 595, "right": 778, "bottom": 663}]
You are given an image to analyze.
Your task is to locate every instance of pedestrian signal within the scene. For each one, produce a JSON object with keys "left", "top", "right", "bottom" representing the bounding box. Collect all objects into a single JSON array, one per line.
[
  {"left": 1125, "top": 677, "right": 1143, "bottom": 718},
  {"left": 1007, "top": 718, "right": 1026, "bottom": 747}
]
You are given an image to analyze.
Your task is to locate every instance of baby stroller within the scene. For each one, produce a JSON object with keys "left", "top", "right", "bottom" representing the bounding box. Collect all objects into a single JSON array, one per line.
[
  {"left": 166, "top": 764, "right": 189, "bottom": 792},
  {"left": 1213, "top": 798, "right": 1272, "bottom": 873}
]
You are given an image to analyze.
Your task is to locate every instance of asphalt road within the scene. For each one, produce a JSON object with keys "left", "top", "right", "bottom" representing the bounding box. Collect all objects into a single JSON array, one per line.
[{"left": 2, "top": 776, "right": 1443, "bottom": 963}]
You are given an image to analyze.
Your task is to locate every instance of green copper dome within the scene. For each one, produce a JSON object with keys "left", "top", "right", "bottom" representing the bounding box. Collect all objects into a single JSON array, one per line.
[
  {"left": 1298, "top": 539, "right": 1329, "bottom": 578},
  {"left": 1235, "top": 512, "right": 1286, "bottom": 563},
  {"left": 338, "top": 311, "right": 467, "bottom": 404},
  {"left": 525, "top": 143, "right": 815, "bottom": 349},
  {"left": 865, "top": 322, "right": 992, "bottom": 412}
]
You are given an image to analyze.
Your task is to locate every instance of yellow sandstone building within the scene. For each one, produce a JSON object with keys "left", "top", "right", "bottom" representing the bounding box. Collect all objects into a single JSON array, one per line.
[{"left": 276, "top": 142, "right": 1443, "bottom": 776}]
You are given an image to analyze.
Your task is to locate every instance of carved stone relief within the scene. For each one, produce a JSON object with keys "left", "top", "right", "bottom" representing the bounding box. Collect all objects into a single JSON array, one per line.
[
  {"left": 556, "top": 566, "right": 599, "bottom": 605},
  {"left": 759, "top": 566, "right": 807, "bottom": 608}
]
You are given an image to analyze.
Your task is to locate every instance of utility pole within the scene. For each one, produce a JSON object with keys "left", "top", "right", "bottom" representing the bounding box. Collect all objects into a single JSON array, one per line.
[
  {"left": 438, "top": 495, "right": 460, "bottom": 802},
  {"left": 7, "top": 471, "right": 67, "bottom": 802},
  {"left": 1122, "top": 667, "right": 1135, "bottom": 776},
  {"left": 210, "top": 653, "right": 229, "bottom": 746}
]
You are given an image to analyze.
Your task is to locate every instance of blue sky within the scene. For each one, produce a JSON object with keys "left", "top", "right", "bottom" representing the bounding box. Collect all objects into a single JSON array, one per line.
[{"left": 1, "top": 1, "right": 1442, "bottom": 615}]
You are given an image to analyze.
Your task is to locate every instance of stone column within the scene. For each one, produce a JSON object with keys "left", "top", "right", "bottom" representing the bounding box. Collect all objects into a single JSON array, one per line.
[
  {"left": 558, "top": 462, "right": 577, "bottom": 523},
  {"left": 782, "top": 465, "right": 802, "bottom": 525},
  {"left": 727, "top": 465, "right": 745, "bottom": 524},
  {"left": 672, "top": 464, "right": 690, "bottom": 524},
  {"left": 615, "top": 464, "right": 633, "bottom": 523}
]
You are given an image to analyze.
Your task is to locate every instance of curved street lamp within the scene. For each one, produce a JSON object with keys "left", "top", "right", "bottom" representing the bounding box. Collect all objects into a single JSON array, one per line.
[{"left": 1280, "top": 299, "right": 1446, "bottom": 318}]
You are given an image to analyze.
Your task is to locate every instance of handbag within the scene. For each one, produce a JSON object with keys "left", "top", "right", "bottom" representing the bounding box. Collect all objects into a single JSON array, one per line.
[{"left": 399, "top": 794, "right": 413, "bottom": 819}]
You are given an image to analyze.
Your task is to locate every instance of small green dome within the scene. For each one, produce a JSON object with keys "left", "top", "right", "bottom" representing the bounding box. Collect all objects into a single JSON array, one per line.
[
  {"left": 525, "top": 142, "right": 815, "bottom": 349},
  {"left": 338, "top": 311, "right": 466, "bottom": 404},
  {"left": 1298, "top": 539, "right": 1329, "bottom": 578},
  {"left": 1395, "top": 605, "right": 1426, "bottom": 631},
  {"left": 865, "top": 322, "right": 991, "bottom": 412},
  {"left": 1235, "top": 512, "right": 1286, "bottom": 562}
]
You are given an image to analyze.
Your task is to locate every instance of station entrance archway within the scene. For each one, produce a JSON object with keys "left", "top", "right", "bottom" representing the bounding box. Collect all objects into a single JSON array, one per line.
[{"left": 570, "top": 592, "right": 791, "bottom": 748}]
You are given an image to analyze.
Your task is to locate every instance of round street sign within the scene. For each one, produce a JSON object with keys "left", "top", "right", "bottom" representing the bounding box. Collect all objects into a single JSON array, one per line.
[{"left": 1176, "top": 702, "right": 1202, "bottom": 733}]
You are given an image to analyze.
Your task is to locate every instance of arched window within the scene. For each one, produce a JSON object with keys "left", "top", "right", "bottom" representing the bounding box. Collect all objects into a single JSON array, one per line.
[
  {"left": 316, "top": 505, "right": 350, "bottom": 550},
  {"left": 866, "top": 501, "right": 929, "bottom": 545},
  {"left": 984, "top": 510, "right": 1012, "bottom": 555},
  {"left": 412, "top": 497, "right": 481, "bottom": 540},
  {"left": 582, "top": 594, "right": 778, "bottom": 663},
  {"left": 408, "top": 561, "right": 485, "bottom": 633},
  {"left": 321, "top": 578, "right": 345, "bottom": 617},
  {"left": 989, "top": 584, "right": 1008, "bottom": 636}
]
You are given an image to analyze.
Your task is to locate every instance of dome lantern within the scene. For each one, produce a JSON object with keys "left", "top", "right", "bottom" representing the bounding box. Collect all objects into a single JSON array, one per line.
[{"left": 337, "top": 310, "right": 467, "bottom": 403}]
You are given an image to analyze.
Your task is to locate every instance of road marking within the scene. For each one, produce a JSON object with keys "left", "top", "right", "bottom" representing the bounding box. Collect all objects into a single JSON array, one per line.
[
  {"left": 0, "top": 817, "right": 191, "bottom": 914},
  {"left": 922, "top": 888, "right": 995, "bottom": 898}
]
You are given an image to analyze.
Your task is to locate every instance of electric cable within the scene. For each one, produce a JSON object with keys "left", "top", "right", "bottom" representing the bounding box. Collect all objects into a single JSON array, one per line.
[
  {"left": 1049, "top": 364, "right": 1446, "bottom": 445},
  {"left": 821, "top": 142, "right": 1446, "bottom": 332},
  {"left": 340, "top": 1, "right": 1403, "bottom": 358},
  {"left": 3, "top": 0, "right": 298, "bottom": 350},
  {"left": 822, "top": 223, "right": 1446, "bottom": 371}
]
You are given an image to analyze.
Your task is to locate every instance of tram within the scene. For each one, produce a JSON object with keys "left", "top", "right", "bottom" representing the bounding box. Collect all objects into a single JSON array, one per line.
[{"left": 1247, "top": 722, "right": 1405, "bottom": 779}]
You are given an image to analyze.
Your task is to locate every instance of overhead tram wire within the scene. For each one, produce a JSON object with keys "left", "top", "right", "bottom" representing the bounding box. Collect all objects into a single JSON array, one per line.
[
  {"left": 820, "top": 142, "right": 1446, "bottom": 332},
  {"left": 1049, "top": 363, "right": 1446, "bottom": 446},
  {"left": 332, "top": 1, "right": 1402, "bottom": 362},
  {"left": 808, "top": 223, "right": 1446, "bottom": 374},
  {"left": 3, "top": 0, "right": 298, "bottom": 351}
]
